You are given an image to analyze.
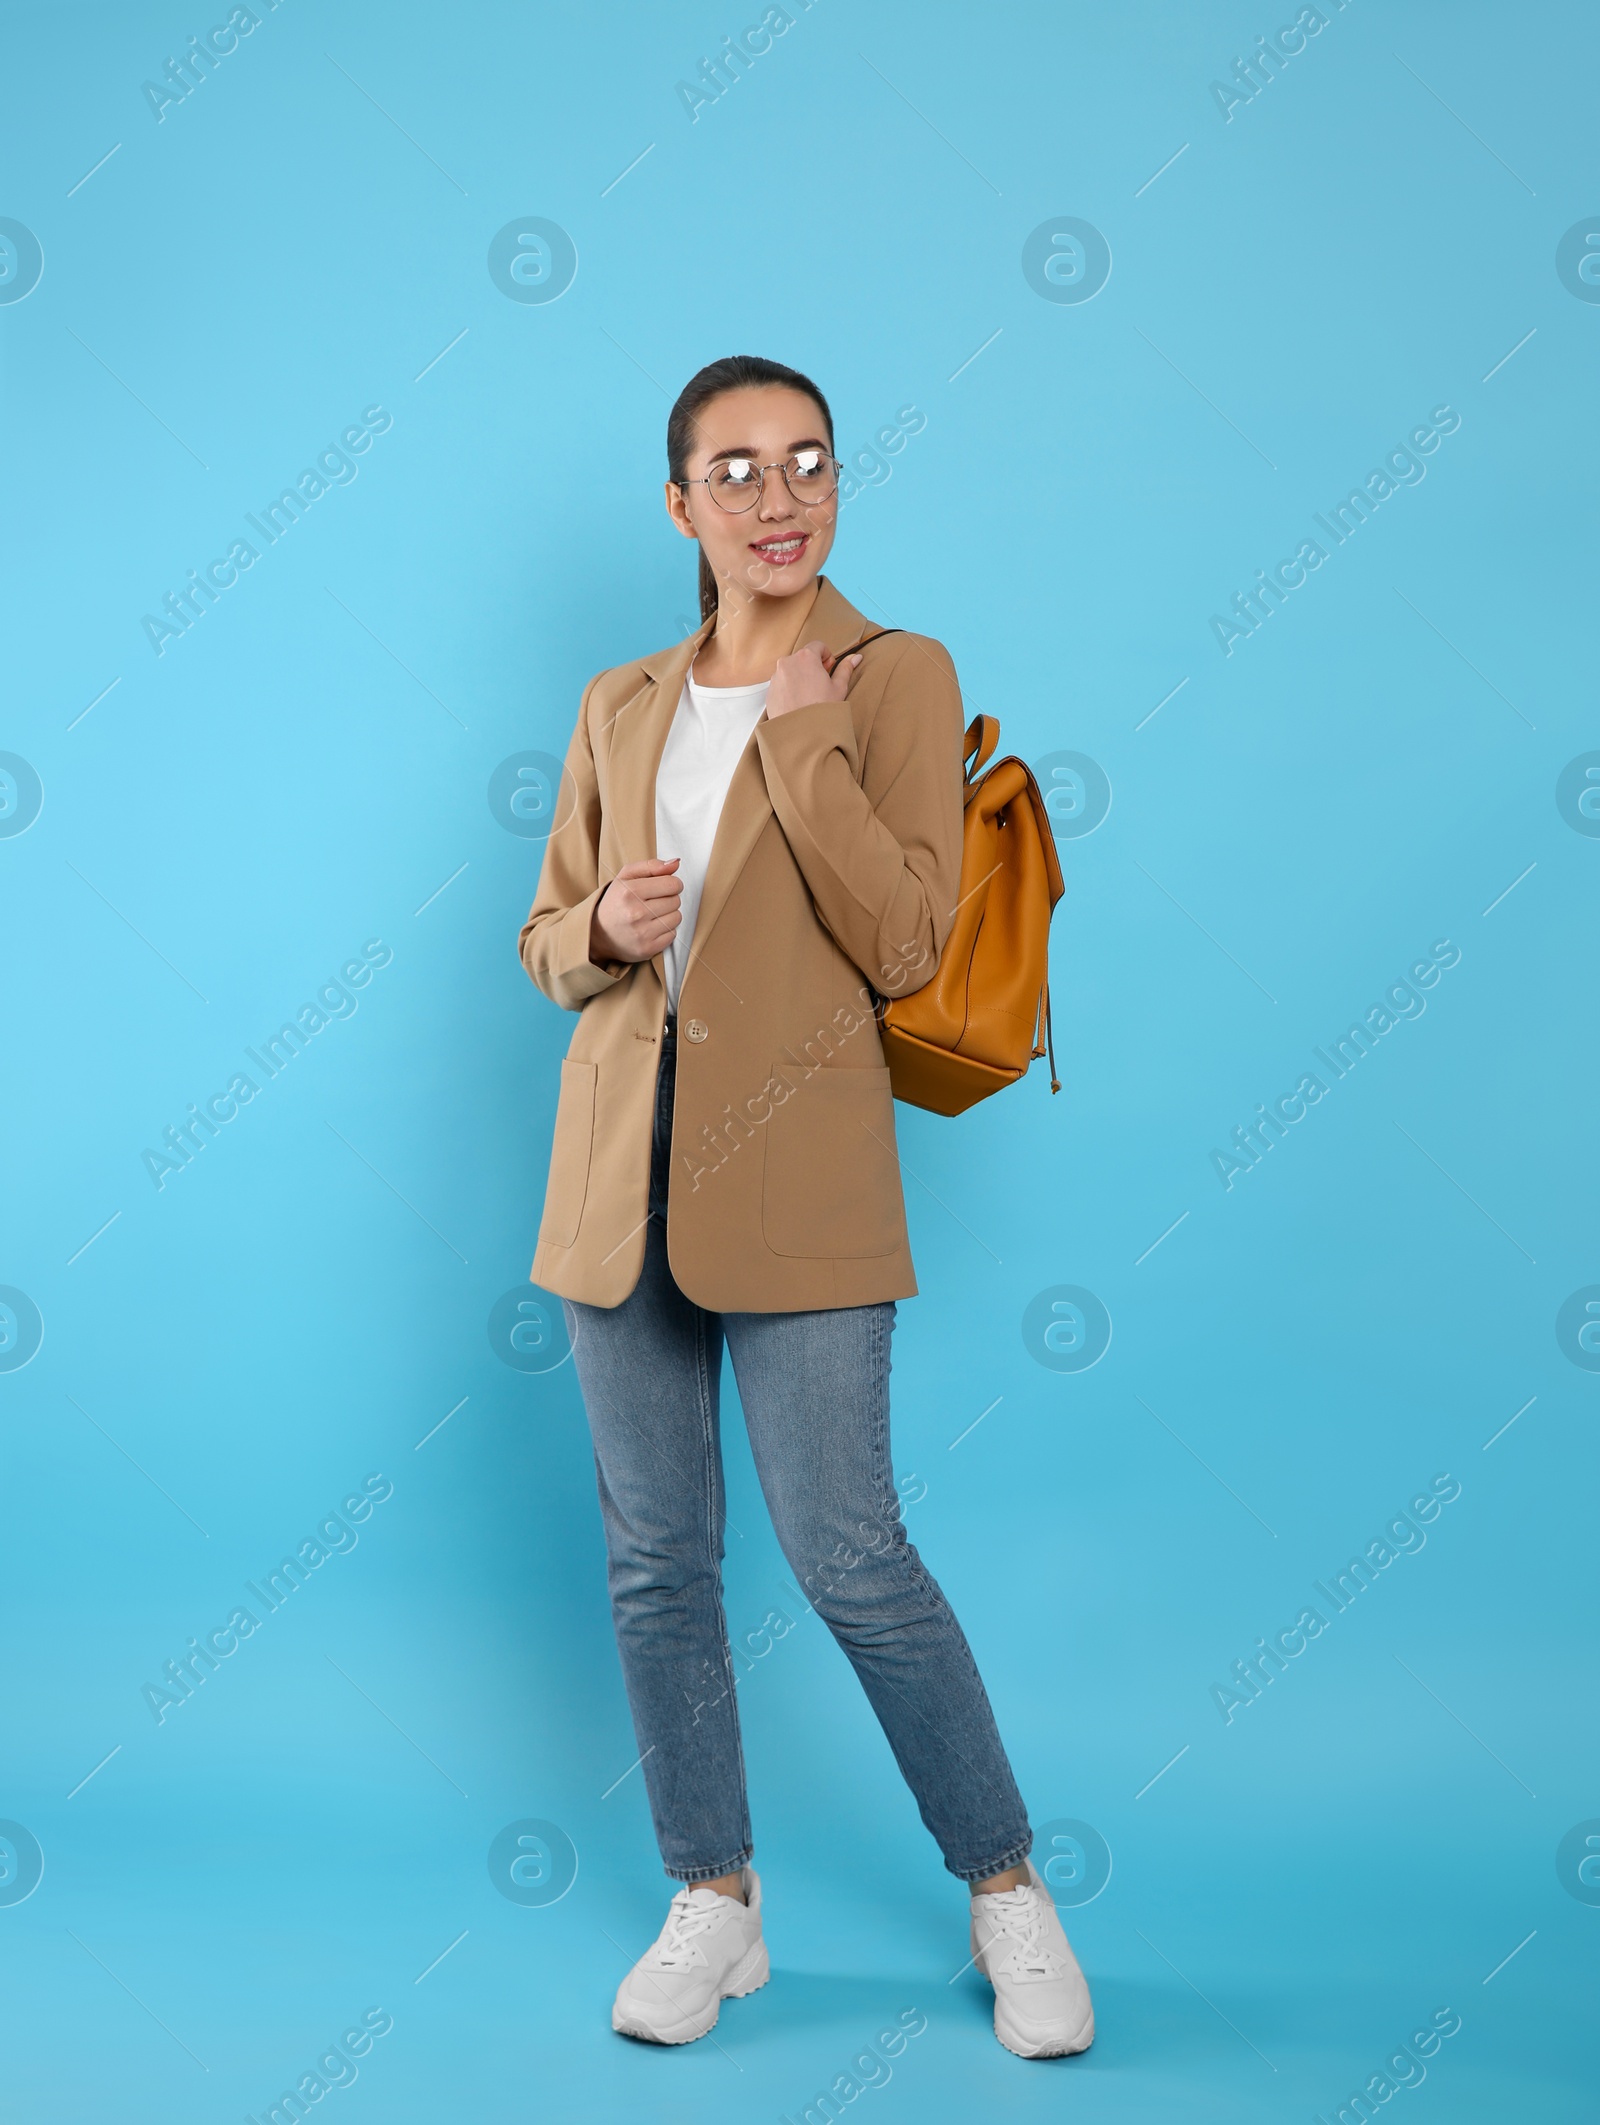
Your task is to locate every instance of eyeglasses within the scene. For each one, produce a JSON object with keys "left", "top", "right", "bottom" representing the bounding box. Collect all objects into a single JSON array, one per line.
[{"left": 678, "top": 449, "right": 841, "bottom": 514}]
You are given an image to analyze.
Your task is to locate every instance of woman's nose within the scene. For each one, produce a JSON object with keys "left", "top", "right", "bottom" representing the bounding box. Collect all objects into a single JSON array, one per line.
[{"left": 756, "top": 465, "right": 795, "bottom": 518}]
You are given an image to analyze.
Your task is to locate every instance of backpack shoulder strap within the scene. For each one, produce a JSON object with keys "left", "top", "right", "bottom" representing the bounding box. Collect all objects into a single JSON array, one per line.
[
  {"left": 840, "top": 626, "right": 906, "bottom": 657},
  {"left": 963, "top": 714, "right": 1000, "bottom": 779}
]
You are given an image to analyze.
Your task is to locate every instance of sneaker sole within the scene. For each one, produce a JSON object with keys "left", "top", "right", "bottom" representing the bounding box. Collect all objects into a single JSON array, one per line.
[
  {"left": 976, "top": 1955, "right": 1094, "bottom": 2059},
  {"left": 612, "top": 1939, "right": 770, "bottom": 2045},
  {"left": 992, "top": 2002, "right": 1094, "bottom": 2059}
]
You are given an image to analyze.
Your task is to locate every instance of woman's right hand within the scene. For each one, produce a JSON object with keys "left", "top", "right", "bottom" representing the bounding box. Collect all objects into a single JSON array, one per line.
[{"left": 589, "top": 858, "right": 682, "bottom": 964}]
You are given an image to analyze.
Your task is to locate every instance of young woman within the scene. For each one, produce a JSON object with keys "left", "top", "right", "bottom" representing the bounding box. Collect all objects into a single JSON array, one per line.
[{"left": 519, "top": 355, "right": 1093, "bottom": 2061}]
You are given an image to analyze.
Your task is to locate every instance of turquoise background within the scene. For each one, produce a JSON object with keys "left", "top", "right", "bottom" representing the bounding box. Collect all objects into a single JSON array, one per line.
[{"left": 2, "top": 2, "right": 1595, "bottom": 2118}]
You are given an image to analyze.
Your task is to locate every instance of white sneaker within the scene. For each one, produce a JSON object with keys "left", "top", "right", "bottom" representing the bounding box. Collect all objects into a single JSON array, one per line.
[
  {"left": 971, "top": 1859, "right": 1094, "bottom": 2059},
  {"left": 611, "top": 1867, "right": 768, "bottom": 2044}
]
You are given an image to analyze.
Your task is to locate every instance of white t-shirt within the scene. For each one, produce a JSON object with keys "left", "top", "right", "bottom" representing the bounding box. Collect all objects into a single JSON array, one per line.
[{"left": 654, "top": 672, "right": 770, "bottom": 1013}]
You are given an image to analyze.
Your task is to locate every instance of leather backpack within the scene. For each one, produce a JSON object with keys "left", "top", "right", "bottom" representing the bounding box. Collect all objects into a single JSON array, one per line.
[
  {"left": 878, "top": 712, "right": 1064, "bottom": 1114},
  {"left": 841, "top": 631, "right": 1065, "bottom": 1116}
]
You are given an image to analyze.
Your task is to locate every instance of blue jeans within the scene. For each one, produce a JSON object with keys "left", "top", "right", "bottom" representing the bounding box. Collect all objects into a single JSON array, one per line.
[{"left": 563, "top": 1018, "right": 1033, "bottom": 1884}]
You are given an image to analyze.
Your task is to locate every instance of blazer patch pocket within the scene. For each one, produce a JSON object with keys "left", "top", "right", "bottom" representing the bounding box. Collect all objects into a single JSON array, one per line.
[
  {"left": 762, "top": 1063, "right": 906, "bottom": 1259},
  {"left": 539, "top": 1059, "right": 597, "bottom": 1249}
]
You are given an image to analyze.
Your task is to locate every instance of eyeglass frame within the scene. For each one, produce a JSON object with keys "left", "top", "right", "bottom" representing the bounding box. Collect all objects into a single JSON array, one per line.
[{"left": 674, "top": 450, "right": 843, "bottom": 514}]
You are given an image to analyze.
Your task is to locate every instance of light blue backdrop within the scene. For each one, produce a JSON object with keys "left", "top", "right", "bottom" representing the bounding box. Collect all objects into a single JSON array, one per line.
[{"left": 3, "top": 4, "right": 1595, "bottom": 2119}]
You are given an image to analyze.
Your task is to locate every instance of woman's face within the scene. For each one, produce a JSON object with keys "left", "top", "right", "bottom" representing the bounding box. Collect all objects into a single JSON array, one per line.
[{"left": 665, "top": 385, "right": 838, "bottom": 612}]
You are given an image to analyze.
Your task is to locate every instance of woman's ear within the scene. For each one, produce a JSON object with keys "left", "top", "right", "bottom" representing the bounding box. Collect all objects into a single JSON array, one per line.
[{"left": 663, "top": 481, "right": 698, "bottom": 540}]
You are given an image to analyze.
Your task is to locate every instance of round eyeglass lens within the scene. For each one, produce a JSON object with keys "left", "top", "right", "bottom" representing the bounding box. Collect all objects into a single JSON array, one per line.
[
  {"left": 784, "top": 450, "right": 838, "bottom": 503},
  {"left": 708, "top": 458, "right": 763, "bottom": 510}
]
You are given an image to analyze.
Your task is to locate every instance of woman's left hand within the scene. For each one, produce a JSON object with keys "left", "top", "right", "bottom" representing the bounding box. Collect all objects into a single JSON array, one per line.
[{"left": 765, "top": 641, "right": 862, "bottom": 721}]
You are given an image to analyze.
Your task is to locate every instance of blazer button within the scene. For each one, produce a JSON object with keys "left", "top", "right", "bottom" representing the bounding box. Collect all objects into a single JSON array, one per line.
[{"left": 683, "top": 1018, "right": 709, "bottom": 1042}]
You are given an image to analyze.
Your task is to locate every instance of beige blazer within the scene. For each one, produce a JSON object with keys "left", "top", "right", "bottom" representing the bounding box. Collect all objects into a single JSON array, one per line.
[{"left": 518, "top": 578, "right": 965, "bottom": 1311}]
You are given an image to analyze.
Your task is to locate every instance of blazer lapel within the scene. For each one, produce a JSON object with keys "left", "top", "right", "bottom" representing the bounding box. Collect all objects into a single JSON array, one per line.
[
  {"left": 609, "top": 617, "right": 713, "bottom": 871},
  {"left": 594, "top": 617, "right": 705, "bottom": 999},
  {"left": 683, "top": 578, "right": 869, "bottom": 995}
]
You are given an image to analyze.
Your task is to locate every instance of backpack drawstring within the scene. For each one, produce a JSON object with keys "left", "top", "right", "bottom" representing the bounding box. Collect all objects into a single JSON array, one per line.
[{"left": 1032, "top": 979, "right": 1061, "bottom": 1094}]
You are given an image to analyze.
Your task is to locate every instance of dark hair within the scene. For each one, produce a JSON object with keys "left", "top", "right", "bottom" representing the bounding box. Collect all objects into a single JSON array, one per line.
[{"left": 667, "top": 355, "right": 834, "bottom": 622}]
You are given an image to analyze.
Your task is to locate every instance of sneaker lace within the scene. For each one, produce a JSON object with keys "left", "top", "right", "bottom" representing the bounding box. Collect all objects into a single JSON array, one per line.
[
  {"left": 982, "top": 1887, "right": 1067, "bottom": 1981},
  {"left": 648, "top": 1890, "right": 725, "bottom": 1970}
]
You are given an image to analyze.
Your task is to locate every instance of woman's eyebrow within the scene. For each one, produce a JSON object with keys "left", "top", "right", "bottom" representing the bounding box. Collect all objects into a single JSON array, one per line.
[{"left": 704, "top": 437, "right": 832, "bottom": 464}]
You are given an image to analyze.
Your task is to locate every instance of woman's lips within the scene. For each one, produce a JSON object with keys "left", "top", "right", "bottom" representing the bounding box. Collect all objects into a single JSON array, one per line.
[{"left": 748, "top": 532, "right": 809, "bottom": 566}]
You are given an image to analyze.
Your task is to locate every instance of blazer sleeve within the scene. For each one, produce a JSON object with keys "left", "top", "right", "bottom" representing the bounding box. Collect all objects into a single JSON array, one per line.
[
  {"left": 755, "top": 636, "right": 964, "bottom": 999},
  {"left": 518, "top": 677, "right": 631, "bottom": 1012}
]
